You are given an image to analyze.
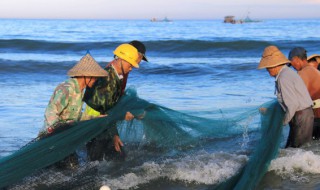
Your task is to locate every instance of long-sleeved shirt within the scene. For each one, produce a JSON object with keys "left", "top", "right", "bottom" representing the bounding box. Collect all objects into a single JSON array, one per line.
[
  {"left": 82, "top": 63, "right": 124, "bottom": 139},
  {"left": 83, "top": 64, "right": 123, "bottom": 115},
  {"left": 275, "top": 65, "right": 313, "bottom": 125},
  {"left": 43, "top": 78, "right": 83, "bottom": 130}
]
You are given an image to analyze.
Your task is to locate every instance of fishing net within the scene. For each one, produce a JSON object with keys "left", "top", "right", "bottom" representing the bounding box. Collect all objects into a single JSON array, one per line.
[
  {"left": 0, "top": 88, "right": 284, "bottom": 189},
  {"left": 214, "top": 100, "right": 285, "bottom": 190}
]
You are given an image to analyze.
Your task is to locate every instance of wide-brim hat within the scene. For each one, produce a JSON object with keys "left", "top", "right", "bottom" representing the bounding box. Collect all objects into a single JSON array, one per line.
[
  {"left": 307, "top": 54, "right": 320, "bottom": 63},
  {"left": 68, "top": 53, "right": 108, "bottom": 77},
  {"left": 129, "top": 40, "right": 148, "bottom": 62},
  {"left": 258, "top": 46, "right": 290, "bottom": 69}
]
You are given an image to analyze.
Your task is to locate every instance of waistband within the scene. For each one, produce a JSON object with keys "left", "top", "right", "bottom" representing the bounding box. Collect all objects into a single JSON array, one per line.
[
  {"left": 313, "top": 99, "right": 320, "bottom": 109},
  {"left": 296, "top": 107, "right": 313, "bottom": 115}
]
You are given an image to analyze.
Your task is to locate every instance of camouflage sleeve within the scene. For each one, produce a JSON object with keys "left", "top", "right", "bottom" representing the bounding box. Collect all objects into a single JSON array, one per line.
[{"left": 44, "top": 87, "right": 70, "bottom": 129}]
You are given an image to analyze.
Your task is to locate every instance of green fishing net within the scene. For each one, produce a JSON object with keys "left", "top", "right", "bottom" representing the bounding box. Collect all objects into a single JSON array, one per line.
[
  {"left": 214, "top": 100, "right": 284, "bottom": 190},
  {"left": 0, "top": 88, "right": 284, "bottom": 189}
]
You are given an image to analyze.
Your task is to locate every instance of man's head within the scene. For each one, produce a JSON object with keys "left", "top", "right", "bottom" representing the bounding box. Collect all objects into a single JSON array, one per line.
[
  {"left": 113, "top": 43, "right": 140, "bottom": 74},
  {"left": 307, "top": 54, "right": 320, "bottom": 70},
  {"left": 258, "top": 45, "right": 290, "bottom": 77},
  {"left": 129, "top": 40, "right": 148, "bottom": 63},
  {"left": 288, "top": 47, "right": 307, "bottom": 71},
  {"left": 68, "top": 53, "right": 108, "bottom": 87}
]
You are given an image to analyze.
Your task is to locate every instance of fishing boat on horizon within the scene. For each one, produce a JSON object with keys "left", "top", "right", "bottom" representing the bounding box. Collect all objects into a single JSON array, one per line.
[
  {"left": 150, "top": 17, "right": 173, "bottom": 22},
  {"left": 223, "top": 12, "right": 262, "bottom": 24}
]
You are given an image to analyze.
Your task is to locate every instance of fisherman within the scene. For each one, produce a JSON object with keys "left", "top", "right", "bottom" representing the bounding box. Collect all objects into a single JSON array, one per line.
[
  {"left": 83, "top": 41, "right": 148, "bottom": 161},
  {"left": 38, "top": 53, "right": 108, "bottom": 168},
  {"left": 120, "top": 40, "right": 149, "bottom": 94},
  {"left": 258, "top": 45, "right": 314, "bottom": 148},
  {"left": 307, "top": 54, "right": 320, "bottom": 71},
  {"left": 288, "top": 47, "right": 320, "bottom": 139}
]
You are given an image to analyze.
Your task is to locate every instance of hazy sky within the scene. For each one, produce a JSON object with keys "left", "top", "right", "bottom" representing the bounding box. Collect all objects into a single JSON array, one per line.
[{"left": 0, "top": 0, "right": 320, "bottom": 20}]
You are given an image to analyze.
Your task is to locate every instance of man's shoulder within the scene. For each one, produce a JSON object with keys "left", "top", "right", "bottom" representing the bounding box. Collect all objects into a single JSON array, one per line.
[
  {"left": 54, "top": 79, "right": 75, "bottom": 95},
  {"left": 278, "top": 67, "right": 303, "bottom": 87},
  {"left": 299, "top": 66, "right": 320, "bottom": 79},
  {"left": 303, "top": 65, "right": 320, "bottom": 75},
  {"left": 279, "top": 66, "right": 298, "bottom": 79}
]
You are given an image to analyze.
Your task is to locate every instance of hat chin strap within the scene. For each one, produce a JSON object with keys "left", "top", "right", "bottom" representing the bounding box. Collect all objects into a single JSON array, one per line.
[
  {"left": 120, "top": 60, "right": 125, "bottom": 75},
  {"left": 84, "top": 76, "right": 93, "bottom": 88}
]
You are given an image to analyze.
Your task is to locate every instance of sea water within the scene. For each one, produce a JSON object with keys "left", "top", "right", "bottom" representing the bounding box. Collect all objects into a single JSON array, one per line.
[{"left": 1, "top": 19, "right": 320, "bottom": 189}]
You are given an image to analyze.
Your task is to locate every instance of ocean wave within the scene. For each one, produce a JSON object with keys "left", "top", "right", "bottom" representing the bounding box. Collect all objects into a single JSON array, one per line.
[
  {"left": 139, "top": 62, "right": 258, "bottom": 77},
  {"left": 7, "top": 152, "right": 247, "bottom": 189},
  {"left": 104, "top": 152, "right": 248, "bottom": 190},
  {"left": 0, "top": 39, "right": 109, "bottom": 53},
  {"left": 1, "top": 39, "right": 320, "bottom": 57},
  {"left": 268, "top": 148, "right": 320, "bottom": 182},
  {"left": 0, "top": 59, "right": 83, "bottom": 74},
  {"left": 0, "top": 57, "right": 259, "bottom": 76}
]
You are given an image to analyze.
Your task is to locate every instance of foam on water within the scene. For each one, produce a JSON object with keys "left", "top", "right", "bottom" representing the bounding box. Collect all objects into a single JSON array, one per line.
[
  {"left": 6, "top": 146, "right": 258, "bottom": 189},
  {"left": 2, "top": 19, "right": 320, "bottom": 190},
  {"left": 103, "top": 151, "right": 248, "bottom": 190},
  {"left": 268, "top": 148, "right": 320, "bottom": 182}
]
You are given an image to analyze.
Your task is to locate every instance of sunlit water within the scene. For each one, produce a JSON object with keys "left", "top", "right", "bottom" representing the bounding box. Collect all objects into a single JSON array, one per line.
[{"left": 1, "top": 19, "right": 320, "bottom": 189}]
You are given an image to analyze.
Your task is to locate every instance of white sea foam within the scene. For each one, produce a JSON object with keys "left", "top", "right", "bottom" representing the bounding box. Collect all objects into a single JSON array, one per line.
[
  {"left": 104, "top": 151, "right": 247, "bottom": 190},
  {"left": 268, "top": 148, "right": 320, "bottom": 182}
]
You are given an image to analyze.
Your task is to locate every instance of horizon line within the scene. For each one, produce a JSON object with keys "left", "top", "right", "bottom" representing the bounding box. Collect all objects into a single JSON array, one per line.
[{"left": 0, "top": 17, "right": 320, "bottom": 21}]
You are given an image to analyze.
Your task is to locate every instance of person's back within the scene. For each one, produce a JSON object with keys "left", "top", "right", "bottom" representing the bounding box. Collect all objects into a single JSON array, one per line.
[
  {"left": 289, "top": 47, "right": 320, "bottom": 139},
  {"left": 43, "top": 78, "right": 83, "bottom": 131},
  {"left": 39, "top": 53, "right": 108, "bottom": 168},
  {"left": 298, "top": 66, "right": 320, "bottom": 108},
  {"left": 83, "top": 43, "right": 141, "bottom": 161},
  {"left": 259, "top": 46, "right": 314, "bottom": 148},
  {"left": 276, "top": 65, "right": 313, "bottom": 125},
  {"left": 84, "top": 64, "right": 123, "bottom": 115},
  {"left": 298, "top": 65, "right": 320, "bottom": 139}
]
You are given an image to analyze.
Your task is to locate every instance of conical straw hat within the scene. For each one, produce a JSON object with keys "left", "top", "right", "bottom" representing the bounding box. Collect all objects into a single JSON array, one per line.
[
  {"left": 258, "top": 46, "right": 290, "bottom": 69},
  {"left": 68, "top": 53, "right": 108, "bottom": 77},
  {"left": 307, "top": 54, "right": 320, "bottom": 63}
]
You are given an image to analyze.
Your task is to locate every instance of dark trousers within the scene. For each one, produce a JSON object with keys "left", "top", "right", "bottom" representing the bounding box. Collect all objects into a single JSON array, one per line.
[
  {"left": 286, "top": 107, "right": 314, "bottom": 148},
  {"left": 313, "top": 118, "right": 320, "bottom": 140},
  {"left": 86, "top": 137, "right": 113, "bottom": 161},
  {"left": 54, "top": 152, "right": 79, "bottom": 169},
  {"left": 86, "top": 136, "right": 125, "bottom": 161}
]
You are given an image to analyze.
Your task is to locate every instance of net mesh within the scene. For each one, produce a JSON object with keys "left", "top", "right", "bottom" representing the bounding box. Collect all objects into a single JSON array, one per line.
[
  {"left": 214, "top": 100, "right": 284, "bottom": 190},
  {"left": 0, "top": 88, "right": 284, "bottom": 189}
]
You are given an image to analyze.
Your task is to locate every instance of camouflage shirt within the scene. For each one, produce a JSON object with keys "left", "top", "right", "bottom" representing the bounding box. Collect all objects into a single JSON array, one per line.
[
  {"left": 43, "top": 78, "right": 83, "bottom": 131},
  {"left": 83, "top": 65, "right": 123, "bottom": 114}
]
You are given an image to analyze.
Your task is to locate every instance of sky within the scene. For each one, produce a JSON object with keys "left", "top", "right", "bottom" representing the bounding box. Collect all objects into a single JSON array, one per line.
[{"left": 0, "top": 0, "right": 320, "bottom": 20}]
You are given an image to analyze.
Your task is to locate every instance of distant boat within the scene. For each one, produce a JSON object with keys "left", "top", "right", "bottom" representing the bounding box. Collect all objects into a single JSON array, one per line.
[
  {"left": 241, "top": 12, "right": 262, "bottom": 23},
  {"left": 150, "top": 17, "right": 173, "bottom": 22},
  {"left": 223, "top": 12, "right": 262, "bottom": 24},
  {"left": 223, "top": 16, "right": 243, "bottom": 24}
]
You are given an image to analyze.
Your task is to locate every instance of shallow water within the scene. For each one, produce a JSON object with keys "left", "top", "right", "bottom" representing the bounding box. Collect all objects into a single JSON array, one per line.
[{"left": 1, "top": 19, "right": 320, "bottom": 189}]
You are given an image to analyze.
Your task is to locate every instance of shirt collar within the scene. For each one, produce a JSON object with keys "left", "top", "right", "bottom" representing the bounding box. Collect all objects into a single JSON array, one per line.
[
  {"left": 111, "top": 64, "right": 123, "bottom": 80},
  {"left": 275, "top": 65, "right": 287, "bottom": 81}
]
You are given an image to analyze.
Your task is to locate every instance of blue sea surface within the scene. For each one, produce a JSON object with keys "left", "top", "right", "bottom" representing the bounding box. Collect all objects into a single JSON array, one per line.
[{"left": 1, "top": 19, "right": 320, "bottom": 189}]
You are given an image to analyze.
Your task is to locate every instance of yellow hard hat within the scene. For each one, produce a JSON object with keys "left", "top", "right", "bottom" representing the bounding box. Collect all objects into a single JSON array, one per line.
[{"left": 113, "top": 44, "right": 139, "bottom": 68}]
